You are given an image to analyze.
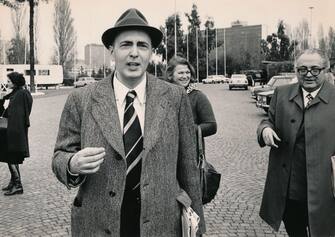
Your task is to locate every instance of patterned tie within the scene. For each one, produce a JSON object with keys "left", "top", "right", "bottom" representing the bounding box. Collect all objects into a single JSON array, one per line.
[
  {"left": 306, "top": 93, "right": 314, "bottom": 107},
  {"left": 123, "top": 90, "right": 143, "bottom": 191}
]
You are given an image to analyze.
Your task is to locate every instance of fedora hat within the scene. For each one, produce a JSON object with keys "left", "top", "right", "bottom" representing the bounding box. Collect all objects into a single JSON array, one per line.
[{"left": 102, "top": 8, "right": 163, "bottom": 49}]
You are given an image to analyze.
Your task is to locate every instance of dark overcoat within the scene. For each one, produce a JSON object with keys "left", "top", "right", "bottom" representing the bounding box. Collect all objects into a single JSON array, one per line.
[
  {"left": 257, "top": 81, "right": 335, "bottom": 236},
  {"left": 0, "top": 88, "right": 33, "bottom": 163},
  {"left": 52, "top": 74, "right": 205, "bottom": 236}
]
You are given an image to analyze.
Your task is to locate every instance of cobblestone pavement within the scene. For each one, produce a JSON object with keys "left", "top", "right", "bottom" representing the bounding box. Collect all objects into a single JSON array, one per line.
[{"left": 0, "top": 84, "right": 288, "bottom": 236}]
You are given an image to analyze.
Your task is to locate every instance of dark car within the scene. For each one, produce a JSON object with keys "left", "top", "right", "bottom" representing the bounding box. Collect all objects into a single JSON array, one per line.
[
  {"left": 256, "top": 77, "right": 297, "bottom": 113},
  {"left": 252, "top": 75, "right": 296, "bottom": 101},
  {"left": 244, "top": 70, "right": 266, "bottom": 86}
]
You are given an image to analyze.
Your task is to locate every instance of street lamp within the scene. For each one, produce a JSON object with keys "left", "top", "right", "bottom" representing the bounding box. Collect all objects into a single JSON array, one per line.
[{"left": 309, "top": 6, "right": 314, "bottom": 48}]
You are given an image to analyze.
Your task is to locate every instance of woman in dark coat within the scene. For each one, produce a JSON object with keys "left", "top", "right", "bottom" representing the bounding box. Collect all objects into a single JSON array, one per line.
[
  {"left": 0, "top": 72, "right": 33, "bottom": 196},
  {"left": 166, "top": 55, "right": 217, "bottom": 150}
]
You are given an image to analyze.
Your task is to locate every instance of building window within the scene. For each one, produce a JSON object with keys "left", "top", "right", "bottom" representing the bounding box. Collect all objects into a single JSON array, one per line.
[
  {"left": 38, "top": 70, "right": 50, "bottom": 76},
  {"left": 25, "top": 70, "right": 36, "bottom": 75}
]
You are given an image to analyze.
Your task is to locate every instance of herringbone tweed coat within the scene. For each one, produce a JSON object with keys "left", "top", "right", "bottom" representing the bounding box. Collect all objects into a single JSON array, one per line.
[{"left": 52, "top": 74, "right": 205, "bottom": 236}]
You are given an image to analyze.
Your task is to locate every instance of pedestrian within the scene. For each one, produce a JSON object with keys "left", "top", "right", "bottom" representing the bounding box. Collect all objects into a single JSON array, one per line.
[
  {"left": 256, "top": 49, "right": 335, "bottom": 236},
  {"left": 0, "top": 72, "right": 33, "bottom": 196},
  {"left": 52, "top": 8, "right": 205, "bottom": 237},
  {"left": 166, "top": 55, "right": 217, "bottom": 152}
]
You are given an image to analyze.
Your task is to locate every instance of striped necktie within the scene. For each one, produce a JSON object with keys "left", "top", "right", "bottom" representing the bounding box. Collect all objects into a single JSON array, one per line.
[
  {"left": 123, "top": 90, "right": 143, "bottom": 191},
  {"left": 306, "top": 93, "right": 313, "bottom": 107}
]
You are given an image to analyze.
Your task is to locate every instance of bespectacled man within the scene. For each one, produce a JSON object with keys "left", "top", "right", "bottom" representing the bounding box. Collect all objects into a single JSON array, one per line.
[{"left": 257, "top": 49, "right": 335, "bottom": 236}]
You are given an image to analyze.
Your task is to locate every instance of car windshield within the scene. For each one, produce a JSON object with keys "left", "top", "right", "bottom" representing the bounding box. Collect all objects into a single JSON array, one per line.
[
  {"left": 273, "top": 78, "right": 294, "bottom": 87},
  {"left": 232, "top": 75, "right": 245, "bottom": 79}
]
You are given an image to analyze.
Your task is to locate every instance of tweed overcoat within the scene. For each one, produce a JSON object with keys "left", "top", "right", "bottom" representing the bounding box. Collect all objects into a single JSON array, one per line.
[
  {"left": 52, "top": 74, "right": 205, "bottom": 236},
  {"left": 257, "top": 81, "right": 335, "bottom": 236}
]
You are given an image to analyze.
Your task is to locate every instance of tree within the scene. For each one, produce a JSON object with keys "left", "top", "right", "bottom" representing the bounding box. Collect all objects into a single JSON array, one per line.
[
  {"left": 0, "top": 0, "right": 49, "bottom": 93},
  {"left": 294, "top": 19, "right": 310, "bottom": 51},
  {"left": 7, "top": 3, "right": 28, "bottom": 64},
  {"left": 52, "top": 0, "right": 77, "bottom": 79},
  {"left": 156, "top": 13, "right": 184, "bottom": 63},
  {"left": 318, "top": 24, "right": 327, "bottom": 53},
  {"left": 277, "top": 20, "right": 290, "bottom": 60},
  {"left": 261, "top": 20, "right": 295, "bottom": 61},
  {"left": 185, "top": 4, "right": 208, "bottom": 79},
  {"left": 327, "top": 27, "right": 335, "bottom": 59}
]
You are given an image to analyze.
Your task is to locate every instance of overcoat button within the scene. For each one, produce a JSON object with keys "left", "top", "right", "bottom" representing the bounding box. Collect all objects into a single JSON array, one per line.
[
  {"left": 104, "top": 229, "right": 111, "bottom": 235},
  {"left": 290, "top": 119, "right": 296, "bottom": 123},
  {"left": 115, "top": 154, "right": 122, "bottom": 160},
  {"left": 282, "top": 163, "right": 287, "bottom": 168},
  {"left": 109, "top": 191, "right": 116, "bottom": 197}
]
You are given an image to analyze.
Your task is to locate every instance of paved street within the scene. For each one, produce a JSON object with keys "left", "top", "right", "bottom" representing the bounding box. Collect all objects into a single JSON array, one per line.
[{"left": 0, "top": 83, "right": 288, "bottom": 236}]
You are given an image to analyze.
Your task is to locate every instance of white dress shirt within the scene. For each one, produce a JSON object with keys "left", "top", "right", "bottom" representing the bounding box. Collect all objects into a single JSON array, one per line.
[
  {"left": 301, "top": 87, "right": 321, "bottom": 108},
  {"left": 113, "top": 74, "right": 146, "bottom": 134}
]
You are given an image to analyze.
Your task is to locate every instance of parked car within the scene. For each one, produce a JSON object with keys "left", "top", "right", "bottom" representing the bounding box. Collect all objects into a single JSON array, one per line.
[
  {"left": 252, "top": 75, "right": 296, "bottom": 100},
  {"left": 202, "top": 75, "right": 227, "bottom": 84},
  {"left": 243, "top": 70, "right": 267, "bottom": 86},
  {"left": 228, "top": 74, "right": 248, "bottom": 90},
  {"left": 74, "top": 77, "right": 96, "bottom": 88},
  {"left": 256, "top": 77, "right": 298, "bottom": 113}
]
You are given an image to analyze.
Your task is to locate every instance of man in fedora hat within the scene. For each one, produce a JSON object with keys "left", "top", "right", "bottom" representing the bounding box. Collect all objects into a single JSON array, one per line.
[{"left": 52, "top": 8, "right": 205, "bottom": 236}]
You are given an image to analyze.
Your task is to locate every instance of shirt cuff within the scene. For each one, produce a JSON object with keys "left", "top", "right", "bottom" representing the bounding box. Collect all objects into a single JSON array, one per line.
[{"left": 67, "top": 157, "right": 86, "bottom": 188}]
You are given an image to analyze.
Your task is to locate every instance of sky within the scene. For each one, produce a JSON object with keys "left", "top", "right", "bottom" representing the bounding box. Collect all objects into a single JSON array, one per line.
[{"left": 0, "top": 0, "right": 334, "bottom": 64}]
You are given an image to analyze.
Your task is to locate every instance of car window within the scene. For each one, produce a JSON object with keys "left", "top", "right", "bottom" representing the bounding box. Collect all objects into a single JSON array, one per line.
[{"left": 273, "top": 78, "right": 293, "bottom": 87}]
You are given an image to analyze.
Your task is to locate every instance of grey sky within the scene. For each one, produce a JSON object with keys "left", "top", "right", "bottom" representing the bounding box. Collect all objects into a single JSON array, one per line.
[{"left": 0, "top": 0, "right": 334, "bottom": 63}]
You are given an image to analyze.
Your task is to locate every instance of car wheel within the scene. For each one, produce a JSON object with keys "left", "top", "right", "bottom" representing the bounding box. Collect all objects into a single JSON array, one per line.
[
  {"left": 245, "top": 86, "right": 248, "bottom": 90},
  {"left": 263, "top": 108, "right": 269, "bottom": 113},
  {"left": 229, "top": 86, "right": 232, "bottom": 90}
]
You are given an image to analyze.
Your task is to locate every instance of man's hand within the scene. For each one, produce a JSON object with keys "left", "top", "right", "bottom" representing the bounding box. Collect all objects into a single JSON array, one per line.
[
  {"left": 69, "top": 147, "right": 106, "bottom": 175},
  {"left": 262, "top": 127, "right": 281, "bottom": 148}
]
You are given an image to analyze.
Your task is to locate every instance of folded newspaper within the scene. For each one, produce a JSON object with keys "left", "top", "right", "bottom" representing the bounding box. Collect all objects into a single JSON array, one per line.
[{"left": 181, "top": 206, "right": 200, "bottom": 237}]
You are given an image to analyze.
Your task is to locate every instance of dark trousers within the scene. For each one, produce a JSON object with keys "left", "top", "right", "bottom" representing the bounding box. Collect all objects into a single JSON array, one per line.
[
  {"left": 120, "top": 188, "right": 141, "bottom": 237},
  {"left": 283, "top": 199, "right": 310, "bottom": 237}
]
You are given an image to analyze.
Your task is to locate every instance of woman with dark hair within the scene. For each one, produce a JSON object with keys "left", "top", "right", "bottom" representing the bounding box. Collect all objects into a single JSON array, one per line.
[
  {"left": 166, "top": 55, "right": 217, "bottom": 147},
  {"left": 0, "top": 72, "right": 33, "bottom": 196}
]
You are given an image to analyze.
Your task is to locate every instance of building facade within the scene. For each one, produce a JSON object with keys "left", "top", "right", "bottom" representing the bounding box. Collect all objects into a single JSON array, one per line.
[
  {"left": 214, "top": 21, "right": 262, "bottom": 71},
  {"left": 84, "top": 44, "right": 112, "bottom": 71}
]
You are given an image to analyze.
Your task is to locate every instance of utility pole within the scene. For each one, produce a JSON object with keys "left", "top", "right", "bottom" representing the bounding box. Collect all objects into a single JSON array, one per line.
[
  {"left": 309, "top": 6, "right": 314, "bottom": 48},
  {"left": 206, "top": 28, "right": 208, "bottom": 78},
  {"left": 186, "top": 30, "right": 189, "bottom": 61},
  {"left": 224, "top": 28, "right": 227, "bottom": 76},
  {"left": 196, "top": 27, "right": 199, "bottom": 82},
  {"left": 174, "top": 0, "right": 177, "bottom": 56},
  {"left": 215, "top": 28, "right": 218, "bottom": 75}
]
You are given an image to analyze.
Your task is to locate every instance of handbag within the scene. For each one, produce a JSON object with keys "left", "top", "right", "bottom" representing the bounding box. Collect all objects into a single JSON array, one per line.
[
  {"left": 0, "top": 110, "right": 7, "bottom": 130},
  {"left": 331, "top": 156, "right": 335, "bottom": 198},
  {"left": 197, "top": 126, "right": 221, "bottom": 204}
]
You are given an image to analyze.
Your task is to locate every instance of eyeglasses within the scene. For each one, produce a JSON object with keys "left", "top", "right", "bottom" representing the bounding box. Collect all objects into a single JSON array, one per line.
[{"left": 296, "top": 67, "right": 325, "bottom": 76}]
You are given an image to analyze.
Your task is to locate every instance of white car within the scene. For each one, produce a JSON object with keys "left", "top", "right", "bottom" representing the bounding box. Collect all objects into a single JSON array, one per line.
[
  {"left": 202, "top": 75, "right": 228, "bottom": 84},
  {"left": 229, "top": 74, "right": 248, "bottom": 90},
  {"left": 74, "top": 77, "right": 96, "bottom": 88}
]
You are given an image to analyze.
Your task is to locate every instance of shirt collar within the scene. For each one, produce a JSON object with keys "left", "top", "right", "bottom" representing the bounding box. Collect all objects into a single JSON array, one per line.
[
  {"left": 301, "top": 86, "right": 321, "bottom": 99},
  {"left": 113, "top": 73, "right": 146, "bottom": 105}
]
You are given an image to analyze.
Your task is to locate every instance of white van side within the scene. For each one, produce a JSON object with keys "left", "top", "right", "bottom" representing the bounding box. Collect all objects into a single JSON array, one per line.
[{"left": 0, "top": 64, "right": 63, "bottom": 89}]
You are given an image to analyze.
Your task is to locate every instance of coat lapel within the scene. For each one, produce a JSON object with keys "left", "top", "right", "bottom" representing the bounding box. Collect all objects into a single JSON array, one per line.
[
  {"left": 308, "top": 81, "right": 332, "bottom": 107},
  {"left": 90, "top": 76, "right": 125, "bottom": 157},
  {"left": 289, "top": 83, "right": 304, "bottom": 110},
  {"left": 142, "top": 74, "right": 169, "bottom": 158}
]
